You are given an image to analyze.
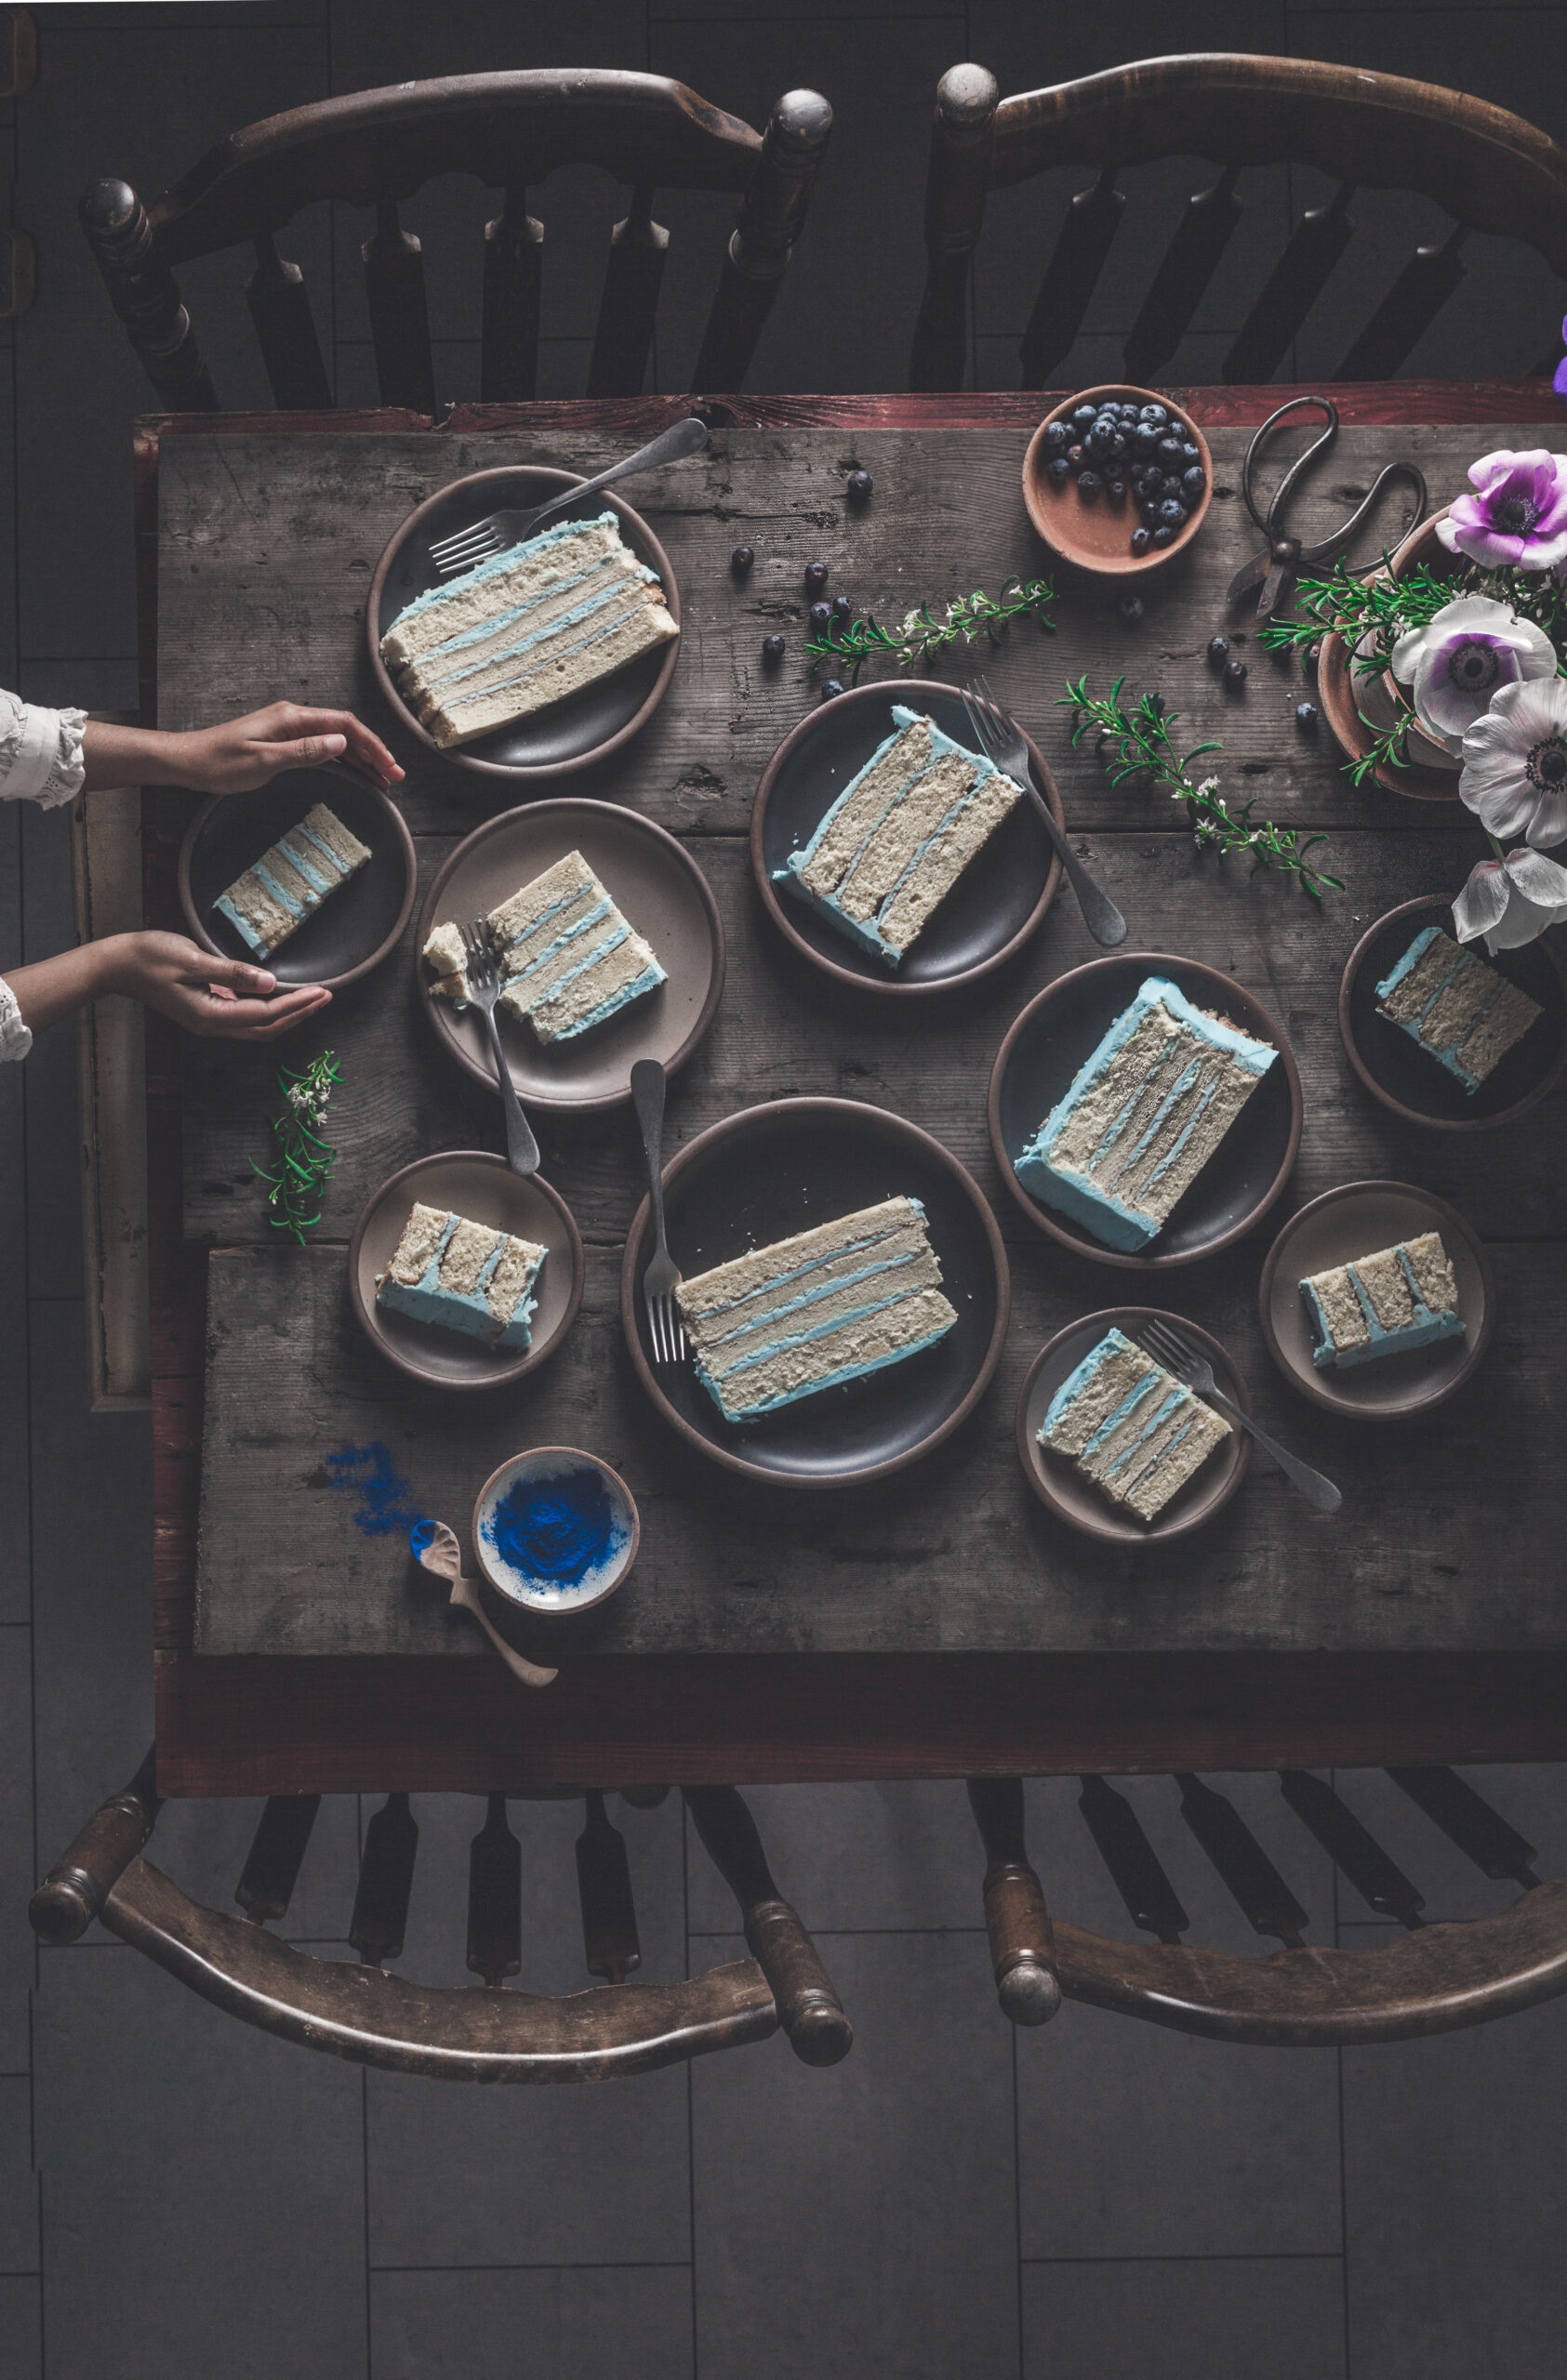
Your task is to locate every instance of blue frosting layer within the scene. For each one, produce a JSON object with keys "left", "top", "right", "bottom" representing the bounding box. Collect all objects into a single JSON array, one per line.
[
  {"left": 1300, "top": 1244, "right": 1466, "bottom": 1370},
  {"left": 1374, "top": 926, "right": 1506, "bottom": 1094},
  {"left": 377, "top": 1213, "right": 543, "bottom": 1353}
]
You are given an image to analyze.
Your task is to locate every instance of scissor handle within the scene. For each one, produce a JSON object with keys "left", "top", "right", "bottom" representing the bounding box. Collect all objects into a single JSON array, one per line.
[
  {"left": 1241, "top": 394, "right": 1340, "bottom": 543},
  {"left": 1323, "top": 460, "right": 1428, "bottom": 575}
]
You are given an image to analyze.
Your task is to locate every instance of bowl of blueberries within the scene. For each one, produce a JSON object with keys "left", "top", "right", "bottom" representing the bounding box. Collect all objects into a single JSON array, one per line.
[{"left": 1022, "top": 385, "right": 1212, "bottom": 577}]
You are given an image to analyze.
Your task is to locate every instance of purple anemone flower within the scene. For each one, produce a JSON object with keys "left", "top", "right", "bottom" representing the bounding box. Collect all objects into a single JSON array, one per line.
[
  {"left": 1460, "top": 676, "right": 1567, "bottom": 848},
  {"left": 1437, "top": 449, "right": 1567, "bottom": 572},
  {"left": 1390, "top": 594, "right": 1557, "bottom": 754},
  {"left": 1555, "top": 314, "right": 1567, "bottom": 402}
]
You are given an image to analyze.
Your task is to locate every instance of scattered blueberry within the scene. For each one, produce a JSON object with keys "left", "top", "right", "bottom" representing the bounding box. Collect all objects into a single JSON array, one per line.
[
  {"left": 762, "top": 634, "right": 785, "bottom": 664},
  {"left": 847, "top": 469, "right": 873, "bottom": 501},
  {"left": 804, "top": 560, "right": 829, "bottom": 590},
  {"left": 1047, "top": 455, "right": 1072, "bottom": 484},
  {"left": 1119, "top": 593, "right": 1145, "bottom": 622},
  {"left": 1151, "top": 523, "right": 1176, "bottom": 547},
  {"left": 1295, "top": 701, "right": 1319, "bottom": 730},
  {"left": 1077, "top": 469, "right": 1103, "bottom": 498},
  {"left": 1206, "top": 635, "right": 1230, "bottom": 668},
  {"left": 1147, "top": 692, "right": 1167, "bottom": 717},
  {"left": 831, "top": 593, "right": 853, "bottom": 621},
  {"left": 820, "top": 679, "right": 845, "bottom": 700},
  {"left": 731, "top": 543, "right": 754, "bottom": 575},
  {"left": 1225, "top": 658, "right": 1248, "bottom": 688},
  {"left": 1180, "top": 467, "right": 1207, "bottom": 505},
  {"left": 809, "top": 600, "right": 831, "bottom": 629},
  {"left": 1130, "top": 525, "right": 1153, "bottom": 557},
  {"left": 1305, "top": 640, "right": 1322, "bottom": 674}
]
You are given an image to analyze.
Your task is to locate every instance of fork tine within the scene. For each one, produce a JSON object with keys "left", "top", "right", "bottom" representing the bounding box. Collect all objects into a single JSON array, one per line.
[
  {"left": 961, "top": 686, "right": 998, "bottom": 763},
  {"left": 431, "top": 518, "right": 498, "bottom": 559}
]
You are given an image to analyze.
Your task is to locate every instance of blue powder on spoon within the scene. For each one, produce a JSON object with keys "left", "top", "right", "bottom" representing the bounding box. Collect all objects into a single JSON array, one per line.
[{"left": 485, "top": 1467, "right": 618, "bottom": 1590}]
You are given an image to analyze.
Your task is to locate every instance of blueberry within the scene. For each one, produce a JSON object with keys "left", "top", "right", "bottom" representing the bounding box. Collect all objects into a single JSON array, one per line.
[
  {"left": 831, "top": 593, "right": 853, "bottom": 620},
  {"left": 820, "top": 678, "right": 845, "bottom": 700},
  {"left": 1042, "top": 422, "right": 1069, "bottom": 455},
  {"left": 1156, "top": 498, "right": 1188, "bottom": 530},
  {"left": 1305, "top": 640, "right": 1322, "bottom": 673},
  {"left": 1179, "top": 443, "right": 1201, "bottom": 466},
  {"left": 1077, "top": 469, "right": 1103, "bottom": 498},
  {"left": 809, "top": 600, "right": 831, "bottom": 629},
  {"left": 1147, "top": 692, "right": 1167, "bottom": 717},
  {"left": 847, "top": 469, "right": 873, "bottom": 500},
  {"left": 1132, "top": 424, "right": 1162, "bottom": 457},
  {"left": 762, "top": 634, "right": 785, "bottom": 664},
  {"left": 1155, "top": 437, "right": 1187, "bottom": 470},
  {"left": 1047, "top": 455, "right": 1072, "bottom": 484},
  {"left": 1119, "top": 593, "right": 1145, "bottom": 622},
  {"left": 1225, "top": 658, "right": 1248, "bottom": 688},
  {"left": 1068, "top": 443, "right": 1085, "bottom": 467},
  {"left": 1086, "top": 419, "right": 1118, "bottom": 455},
  {"left": 1070, "top": 403, "right": 1098, "bottom": 430},
  {"left": 731, "top": 543, "right": 754, "bottom": 575},
  {"left": 1130, "top": 525, "right": 1153, "bottom": 556},
  {"left": 1151, "top": 524, "right": 1176, "bottom": 547},
  {"left": 1140, "top": 498, "right": 1165, "bottom": 526},
  {"left": 1162, "top": 475, "right": 1187, "bottom": 501},
  {"left": 1140, "top": 403, "right": 1169, "bottom": 424},
  {"left": 1295, "top": 700, "right": 1319, "bottom": 730},
  {"left": 804, "top": 560, "right": 829, "bottom": 590},
  {"left": 1181, "top": 467, "right": 1206, "bottom": 505},
  {"left": 1207, "top": 637, "right": 1230, "bottom": 668},
  {"left": 1107, "top": 477, "right": 1127, "bottom": 502}
]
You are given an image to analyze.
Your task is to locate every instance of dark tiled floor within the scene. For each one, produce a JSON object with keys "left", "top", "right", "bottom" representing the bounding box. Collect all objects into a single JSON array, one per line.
[{"left": 6, "top": 2, "right": 1567, "bottom": 2373}]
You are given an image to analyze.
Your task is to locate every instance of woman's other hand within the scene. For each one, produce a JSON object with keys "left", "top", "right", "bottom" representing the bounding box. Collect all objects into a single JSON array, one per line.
[
  {"left": 171, "top": 702, "right": 404, "bottom": 794},
  {"left": 106, "top": 932, "right": 332, "bottom": 1040}
]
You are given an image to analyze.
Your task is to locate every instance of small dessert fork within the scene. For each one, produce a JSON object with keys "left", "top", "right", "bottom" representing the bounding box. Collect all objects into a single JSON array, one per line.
[
  {"left": 1134, "top": 1317, "right": 1342, "bottom": 1514},
  {"left": 631, "top": 1058, "right": 686, "bottom": 1367},
  {"left": 458, "top": 920, "right": 540, "bottom": 1178},
  {"left": 428, "top": 415, "right": 710, "bottom": 577},
  {"left": 962, "top": 675, "right": 1128, "bottom": 947}
]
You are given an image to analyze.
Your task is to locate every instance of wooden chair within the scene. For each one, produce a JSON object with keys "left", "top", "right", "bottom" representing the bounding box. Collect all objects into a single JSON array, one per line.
[
  {"left": 969, "top": 1768, "right": 1567, "bottom": 2045},
  {"left": 30, "top": 1761, "right": 852, "bottom": 2081},
  {"left": 911, "top": 55, "right": 1567, "bottom": 391},
  {"left": 78, "top": 70, "right": 832, "bottom": 415}
]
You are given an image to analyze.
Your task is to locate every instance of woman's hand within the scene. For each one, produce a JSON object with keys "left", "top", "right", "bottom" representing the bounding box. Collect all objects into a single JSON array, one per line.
[
  {"left": 103, "top": 932, "right": 332, "bottom": 1040},
  {"left": 80, "top": 706, "right": 405, "bottom": 797}
]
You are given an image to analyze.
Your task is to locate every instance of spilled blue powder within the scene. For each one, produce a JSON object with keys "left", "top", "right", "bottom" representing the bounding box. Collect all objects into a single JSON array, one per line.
[
  {"left": 484, "top": 1468, "right": 618, "bottom": 1589},
  {"left": 326, "top": 1442, "right": 429, "bottom": 1540}
]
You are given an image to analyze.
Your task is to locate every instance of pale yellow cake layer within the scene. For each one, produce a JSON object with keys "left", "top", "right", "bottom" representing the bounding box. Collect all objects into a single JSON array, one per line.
[
  {"left": 1123, "top": 1404, "right": 1230, "bottom": 1521},
  {"left": 717, "top": 1286, "right": 958, "bottom": 1411},
  {"left": 387, "top": 1202, "right": 451, "bottom": 1287},
  {"left": 1048, "top": 1001, "right": 1266, "bottom": 1227},
  {"left": 676, "top": 1197, "right": 920, "bottom": 1326},
  {"left": 380, "top": 521, "right": 628, "bottom": 670},
  {"left": 835, "top": 751, "right": 977, "bottom": 922},
  {"left": 687, "top": 1223, "right": 935, "bottom": 1355},
  {"left": 876, "top": 768, "right": 1023, "bottom": 953},
  {"left": 699, "top": 1244, "right": 945, "bottom": 1374},
  {"left": 798, "top": 722, "right": 935, "bottom": 897},
  {"left": 422, "top": 590, "right": 677, "bottom": 747}
]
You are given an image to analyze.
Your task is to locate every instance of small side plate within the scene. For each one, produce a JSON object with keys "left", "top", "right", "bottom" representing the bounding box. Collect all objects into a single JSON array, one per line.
[
  {"left": 472, "top": 1447, "right": 640, "bottom": 1614},
  {"left": 1016, "top": 1307, "right": 1251, "bottom": 1544},
  {"left": 348, "top": 1151, "right": 584, "bottom": 1389},
  {"left": 1258, "top": 1180, "right": 1494, "bottom": 1418}
]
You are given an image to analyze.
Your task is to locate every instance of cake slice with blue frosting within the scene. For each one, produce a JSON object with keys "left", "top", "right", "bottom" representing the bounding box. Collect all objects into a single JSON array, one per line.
[
  {"left": 215, "top": 801, "right": 371, "bottom": 959},
  {"left": 381, "top": 512, "right": 679, "bottom": 747},
  {"left": 775, "top": 706, "right": 1024, "bottom": 965},
  {"left": 1015, "top": 976, "right": 1278, "bottom": 1252},
  {"left": 674, "top": 1196, "right": 958, "bottom": 1422},
  {"left": 1300, "top": 1232, "right": 1464, "bottom": 1369},
  {"left": 1375, "top": 925, "right": 1542, "bottom": 1091},
  {"left": 377, "top": 1202, "right": 546, "bottom": 1352},
  {"left": 1039, "top": 1326, "right": 1231, "bottom": 1522},
  {"left": 423, "top": 850, "right": 666, "bottom": 1043}
]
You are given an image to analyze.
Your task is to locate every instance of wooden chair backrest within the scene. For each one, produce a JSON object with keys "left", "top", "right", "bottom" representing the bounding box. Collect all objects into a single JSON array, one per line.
[
  {"left": 911, "top": 54, "right": 1567, "bottom": 390},
  {"left": 80, "top": 70, "right": 832, "bottom": 415}
]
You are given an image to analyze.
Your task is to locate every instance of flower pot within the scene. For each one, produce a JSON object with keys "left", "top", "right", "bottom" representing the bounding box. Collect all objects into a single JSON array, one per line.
[{"left": 1318, "top": 504, "right": 1465, "bottom": 802}]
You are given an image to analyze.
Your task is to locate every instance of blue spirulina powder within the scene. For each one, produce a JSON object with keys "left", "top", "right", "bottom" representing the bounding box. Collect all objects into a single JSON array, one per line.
[
  {"left": 326, "top": 1441, "right": 429, "bottom": 1540},
  {"left": 484, "top": 1467, "right": 619, "bottom": 1593}
]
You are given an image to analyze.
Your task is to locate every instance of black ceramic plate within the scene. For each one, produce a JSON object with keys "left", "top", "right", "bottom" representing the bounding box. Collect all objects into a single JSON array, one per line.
[
  {"left": 750, "top": 680, "right": 1063, "bottom": 994},
  {"left": 367, "top": 468, "right": 681, "bottom": 783},
  {"left": 619, "top": 1096, "right": 1011, "bottom": 1486},
  {"left": 179, "top": 767, "right": 416, "bottom": 993},
  {"left": 988, "top": 954, "right": 1304, "bottom": 1269},
  {"left": 1339, "top": 894, "right": 1567, "bottom": 1131}
]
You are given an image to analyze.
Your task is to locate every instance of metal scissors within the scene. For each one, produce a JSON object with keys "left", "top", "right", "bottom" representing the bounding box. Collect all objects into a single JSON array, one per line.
[{"left": 1226, "top": 395, "right": 1427, "bottom": 623}]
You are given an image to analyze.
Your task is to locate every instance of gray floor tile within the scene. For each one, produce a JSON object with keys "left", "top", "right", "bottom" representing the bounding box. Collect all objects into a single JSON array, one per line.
[
  {"left": 692, "top": 1929, "right": 1017, "bottom": 2380},
  {"left": 34, "top": 1948, "right": 366, "bottom": 2380},
  {"left": 1022, "top": 2254, "right": 1347, "bottom": 2380},
  {"left": 371, "top": 2267, "right": 694, "bottom": 2380},
  {"left": 686, "top": 1781, "right": 985, "bottom": 1935},
  {"left": 0, "top": 2278, "right": 41, "bottom": 2380},
  {"left": 0, "top": 807, "right": 26, "bottom": 1619},
  {"left": 1343, "top": 1979, "right": 1567, "bottom": 2380},
  {"left": 1329, "top": 1765, "right": 1567, "bottom": 1931},
  {"left": 148, "top": 1793, "right": 365, "bottom": 1946},
  {"left": 0, "top": 2077, "right": 38, "bottom": 2274},
  {"left": 0, "top": 1632, "right": 34, "bottom": 2077}
]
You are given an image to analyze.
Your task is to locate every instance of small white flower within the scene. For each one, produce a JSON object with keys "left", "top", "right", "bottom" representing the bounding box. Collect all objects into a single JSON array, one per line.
[
  {"left": 1452, "top": 847, "right": 1567, "bottom": 950},
  {"left": 1460, "top": 676, "right": 1567, "bottom": 847}
]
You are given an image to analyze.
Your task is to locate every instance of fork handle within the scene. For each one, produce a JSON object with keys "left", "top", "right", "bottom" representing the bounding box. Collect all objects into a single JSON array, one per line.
[
  {"left": 1024, "top": 782, "right": 1127, "bottom": 947},
  {"left": 528, "top": 416, "right": 710, "bottom": 536},
  {"left": 631, "top": 1058, "right": 672, "bottom": 1257},
  {"left": 1202, "top": 1386, "right": 1342, "bottom": 1514},
  {"left": 480, "top": 1005, "right": 541, "bottom": 1177}
]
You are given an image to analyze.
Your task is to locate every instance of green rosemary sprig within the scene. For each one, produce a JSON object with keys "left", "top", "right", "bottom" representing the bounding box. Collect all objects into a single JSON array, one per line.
[
  {"left": 1258, "top": 556, "right": 1567, "bottom": 680},
  {"left": 254, "top": 1049, "right": 340, "bottom": 1245},
  {"left": 1058, "top": 675, "right": 1344, "bottom": 900},
  {"left": 1344, "top": 707, "right": 1414, "bottom": 789},
  {"left": 805, "top": 576, "right": 1055, "bottom": 680}
]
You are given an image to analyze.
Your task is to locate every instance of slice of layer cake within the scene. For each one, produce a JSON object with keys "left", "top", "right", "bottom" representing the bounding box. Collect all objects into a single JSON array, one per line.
[
  {"left": 423, "top": 851, "right": 666, "bottom": 1044},
  {"left": 1015, "top": 976, "right": 1279, "bottom": 1252},
  {"left": 1375, "top": 925, "right": 1542, "bottom": 1091},
  {"left": 674, "top": 1195, "right": 958, "bottom": 1422},
  {"left": 1300, "top": 1232, "right": 1464, "bottom": 1369},
  {"left": 381, "top": 511, "right": 679, "bottom": 748},
  {"left": 1039, "top": 1326, "right": 1231, "bottom": 1523},
  {"left": 376, "top": 1202, "right": 546, "bottom": 1352},
  {"left": 215, "top": 801, "right": 372, "bottom": 959},
  {"left": 775, "top": 704, "right": 1024, "bottom": 965}
]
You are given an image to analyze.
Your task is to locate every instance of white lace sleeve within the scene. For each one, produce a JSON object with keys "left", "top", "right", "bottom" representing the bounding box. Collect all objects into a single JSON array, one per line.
[
  {"left": 0, "top": 974, "right": 32, "bottom": 1064},
  {"left": 0, "top": 688, "right": 87, "bottom": 809}
]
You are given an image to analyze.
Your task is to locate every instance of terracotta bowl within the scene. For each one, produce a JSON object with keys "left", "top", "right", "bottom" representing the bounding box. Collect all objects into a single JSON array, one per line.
[
  {"left": 1022, "top": 385, "right": 1213, "bottom": 579},
  {"left": 1318, "top": 507, "right": 1464, "bottom": 802}
]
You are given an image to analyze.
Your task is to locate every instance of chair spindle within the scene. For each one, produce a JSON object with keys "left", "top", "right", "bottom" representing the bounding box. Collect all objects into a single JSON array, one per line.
[
  {"left": 910, "top": 63, "right": 998, "bottom": 392},
  {"left": 467, "top": 1793, "right": 522, "bottom": 1987},
  {"left": 481, "top": 185, "right": 543, "bottom": 404},
  {"left": 588, "top": 184, "right": 668, "bottom": 400},
  {"left": 966, "top": 1778, "right": 1061, "bottom": 2025},
  {"left": 1279, "top": 1770, "right": 1425, "bottom": 1928},
  {"left": 1388, "top": 1767, "right": 1541, "bottom": 1889},
  {"left": 575, "top": 1790, "right": 642, "bottom": 1985},
  {"left": 78, "top": 178, "right": 219, "bottom": 412},
  {"left": 246, "top": 233, "right": 332, "bottom": 412},
  {"left": 694, "top": 86, "right": 834, "bottom": 391},
  {"left": 30, "top": 1747, "right": 161, "bottom": 1946},
  {"left": 349, "top": 1792, "right": 419, "bottom": 1967},
  {"left": 363, "top": 198, "right": 436, "bottom": 415},
  {"left": 1175, "top": 1774, "right": 1308, "bottom": 1949},
  {"left": 1019, "top": 164, "right": 1124, "bottom": 389},
  {"left": 1125, "top": 164, "right": 1242, "bottom": 383},
  {"left": 684, "top": 1785, "right": 853, "bottom": 2066},
  {"left": 1335, "top": 219, "right": 1468, "bottom": 381},
  {"left": 1078, "top": 1776, "right": 1189, "bottom": 1943},
  {"left": 1223, "top": 183, "right": 1355, "bottom": 384},
  {"left": 235, "top": 1794, "right": 321, "bottom": 1925},
  {"left": 619, "top": 1785, "right": 671, "bottom": 1809}
]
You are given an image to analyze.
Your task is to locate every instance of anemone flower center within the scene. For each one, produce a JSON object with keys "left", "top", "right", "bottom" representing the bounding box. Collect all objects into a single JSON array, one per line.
[
  {"left": 1493, "top": 494, "right": 1542, "bottom": 535},
  {"left": 1526, "top": 735, "right": 1567, "bottom": 793},
  {"left": 1444, "top": 639, "right": 1506, "bottom": 694}
]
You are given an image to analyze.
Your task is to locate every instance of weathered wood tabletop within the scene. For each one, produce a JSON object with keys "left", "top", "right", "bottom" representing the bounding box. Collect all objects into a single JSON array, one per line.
[{"left": 144, "top": 390, "right": 1567, "bottom": 1792}]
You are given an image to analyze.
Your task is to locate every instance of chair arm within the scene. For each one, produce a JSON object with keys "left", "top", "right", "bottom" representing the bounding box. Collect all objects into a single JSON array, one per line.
[{"left": 30, "top": 1748, "right": 160, "bottom": 1944}]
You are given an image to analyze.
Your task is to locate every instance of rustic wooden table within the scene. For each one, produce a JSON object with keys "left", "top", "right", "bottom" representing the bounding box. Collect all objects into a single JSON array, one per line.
[{"left": 145, "top": 388, "right": 1567, "bottom": 1796}]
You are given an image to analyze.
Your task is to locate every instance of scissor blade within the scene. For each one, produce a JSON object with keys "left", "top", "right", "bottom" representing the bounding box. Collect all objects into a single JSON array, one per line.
[{"left": 1226, "top": 547, "right": 1270, "bottom": 608}]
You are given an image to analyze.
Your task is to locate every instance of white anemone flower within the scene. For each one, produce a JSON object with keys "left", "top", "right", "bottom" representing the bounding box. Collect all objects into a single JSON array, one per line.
[
  {"left": 1390, "top": 595, "right": 1557, "bottom": 756},
  {"left": 1452, "top": 847, "right": 1567, "bottom": 951},
  {"left": 1459, "top": 676, "right": 1567, "bottom": 848}
]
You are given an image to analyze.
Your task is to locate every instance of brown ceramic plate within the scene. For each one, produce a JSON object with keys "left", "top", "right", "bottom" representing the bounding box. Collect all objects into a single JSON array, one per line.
[
  {"left": 416, "top": 799, "right": 724, "bottom": 1114},
  {"left": 179, "top": 766, "right": 416, "bottom": 993},
  {"left": 989, "top": 955, "right": 1303, "bottom": 1270},
  {"left": 1340, "top": 894, "right": 1567, "bottom": 1132},
  {"left": 368, "top": 467, "right": 681, "bottom": 784},
  {"left": 1258, "top": 1180, "right": 1494, "bottom": 1419},
  {"left": 750, "top": 679, "right": 1063, "bottom": 996},
  {"left": 1022, "top": 385, "right": 1213, "bottom": 578},
  {"left": 1318, "top": 508, "right": 1461, "bottom": 802},
  {"left": 1016, "top": 1307, "right": 1251, "bottom": 1544},
  {"left": 620, "top": 1095, "right": 1010, "bottom": 1488},
  {"left": 349, "top": 1151, "right": 584, "bottom": 1389}
]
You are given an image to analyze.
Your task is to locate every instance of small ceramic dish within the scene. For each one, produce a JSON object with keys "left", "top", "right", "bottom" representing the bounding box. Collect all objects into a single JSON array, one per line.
[
  {"left": 179, "top": 766, "right": 416, "bottom": 993},
  {"left": 472, "top": 1447, "right": 640, "bottom": 1614},
  {"left": 1339, "top": 894, "right": 1567, "bottom": 1132},
  {"left": 416, "top": 797, "right": 724, "bottom": 1114},
  {"left": 348, "top": 1151, "right": 584, "bottom": 1389},
  {"left": 988, "top": 954, "right": 1303, "bottom": 1270},
  {"left": 368, "top": 466, "right": 681, "bottom": 784},
  {"left": 1318, "top": 509, "right": 1462, "bottom": 802},
  {"left": 1258, "top": 1180, "right": 1494, "bottom": 1418},
  {"left": 1016, "top": 1307, "right": 1251, "bottom": 1544},
  {"left": 750, "top": 678, "right": 1063, "bottom": 997},
  {"left": 1022, "top": 384, "right": 1213, "bottom": 577}
]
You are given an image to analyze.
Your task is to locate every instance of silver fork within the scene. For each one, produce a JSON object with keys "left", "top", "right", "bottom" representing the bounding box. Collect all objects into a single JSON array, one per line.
[
  {"left": 963, "top": 674, "right": 1128, "bottom": 947},
  {"left": 631, "top": 1057, "right": 686, "bottom": 1367},
  {"left": 458, "top": 920, "right": 540, "bottom": 1178},
  {"left": 1135, "top": 1317, "right": 1342, "bottom": 1514},
  {"left": 429, "top": 415, "right": 710, "bottom": 578}
]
